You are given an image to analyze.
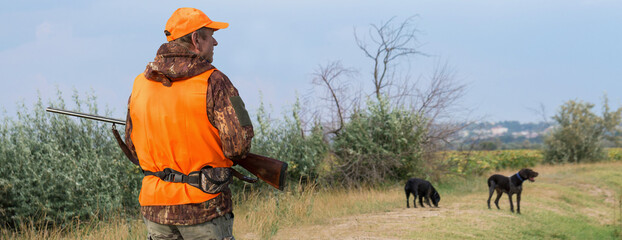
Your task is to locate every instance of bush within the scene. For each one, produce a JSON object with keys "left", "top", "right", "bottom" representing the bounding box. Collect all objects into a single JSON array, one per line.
[
  {"left": 607, "top": 148, "right": 622, "bottom": 161},
  {"left": 0, "top": 91, "right": 142, "bottom": 228},
  {"left": 328, "top": 98, "right": 427, "bottom": 187},
  {"left": 423, "top": 147, "right": 622, "bottom": 180},
  {"left": 445, "top": 150, "right": 541, "bottom": 177},
  {"left": 248, "top": 97, "right": 328, "bottom": 185},
  {"left": 494, "top": 150, "right": 540, "bottom": 169},
  {"left": 543, "top": 98, "right": 622, "bottom": 164},
  {"left": 236, "top": 95, "right": 430, "bottom": 189}
]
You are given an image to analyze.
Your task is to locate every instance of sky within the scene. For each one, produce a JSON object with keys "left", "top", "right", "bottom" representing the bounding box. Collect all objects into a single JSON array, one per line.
[{"left": 1, "top": 0, "right": 621, "bottom": 123}]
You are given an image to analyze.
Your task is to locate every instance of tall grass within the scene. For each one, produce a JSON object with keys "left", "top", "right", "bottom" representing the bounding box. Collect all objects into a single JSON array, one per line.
[
  {"left": 233, "top": 182, "right": 404, "bottom": 239},
  {"left": 616, "top": 197, "right": 622, "bottom": 239},
  {"left": 0, "top": 213, "right": 145, "bottom": 240}
]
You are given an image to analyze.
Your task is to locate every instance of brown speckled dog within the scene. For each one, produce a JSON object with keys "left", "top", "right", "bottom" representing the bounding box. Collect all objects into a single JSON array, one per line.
[{"left": 487, "top": 168, "right": 538, "bottom": 214}]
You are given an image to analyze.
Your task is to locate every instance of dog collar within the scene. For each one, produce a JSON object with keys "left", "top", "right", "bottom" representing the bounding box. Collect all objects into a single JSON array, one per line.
[{"left": 515, "top": 172, "right": 524, "bottom": 182}]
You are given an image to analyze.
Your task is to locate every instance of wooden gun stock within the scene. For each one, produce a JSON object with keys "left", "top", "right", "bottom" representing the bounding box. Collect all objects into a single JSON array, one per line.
[{"left": 236, "top": 153, "right": 288, "bottom": 191}]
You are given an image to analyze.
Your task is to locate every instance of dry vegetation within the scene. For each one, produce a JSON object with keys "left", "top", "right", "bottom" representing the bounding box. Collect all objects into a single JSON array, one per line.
[{"left": 4, "top": 161, "right": 620, "bottom": 240}]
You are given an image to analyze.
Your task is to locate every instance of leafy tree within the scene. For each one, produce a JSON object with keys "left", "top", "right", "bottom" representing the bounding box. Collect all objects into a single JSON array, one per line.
[
  {"left": 543, "top": 96, "right": 622, "bottom": 163},
  {"left": 477, "top": 140, "right": 499, "bottom": 151}
]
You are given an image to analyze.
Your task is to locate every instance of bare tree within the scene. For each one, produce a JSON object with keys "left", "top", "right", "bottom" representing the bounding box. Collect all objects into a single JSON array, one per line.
[
  {"left": 355, "top": 16, "right": 425, "bottom": 101},
  {"left": 527, "top": 103, "right": 550, "bottom": 124},
  {"left": 355, "top": 17, "right": 469, "bottom": 142},
  {"left": 311, "top": 61, "right": 357, "bottom": 136},
  {"left": 417, "top": 61, "right": 470, "bottom": 149},
  {"left": 415, "top": 62, "right": 464, "bottom": 119},
  {"left": 353, "top": 17, "right": 473, "bottom": 181},
  {"left": 309, "top": 17, "right": 473, "bottom": 186}
]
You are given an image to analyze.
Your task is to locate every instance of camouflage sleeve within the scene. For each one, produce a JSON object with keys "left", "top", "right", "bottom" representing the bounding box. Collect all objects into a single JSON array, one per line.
[
  {"left": 124, "top": 96, "right": 139, "bottom": 161},
  {"left": 206, "top": 70, "right": 254, "bottom": 160}
]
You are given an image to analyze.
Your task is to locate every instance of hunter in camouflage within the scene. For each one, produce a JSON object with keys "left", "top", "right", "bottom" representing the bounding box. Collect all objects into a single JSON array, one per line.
[{"left": 125, "top": 8, "right": 253, "bottom": 240}]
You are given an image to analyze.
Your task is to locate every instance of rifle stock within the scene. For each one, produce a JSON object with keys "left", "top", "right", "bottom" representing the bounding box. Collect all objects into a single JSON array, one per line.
[
  {"left": 46, "top": 107, "right": 288, "bottom": 191},
  {"left": 236, "top": 153, "right": 288, "bottom": 191}
]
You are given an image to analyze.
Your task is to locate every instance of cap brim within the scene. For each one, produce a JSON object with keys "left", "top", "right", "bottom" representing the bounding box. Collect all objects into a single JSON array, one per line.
[{"left": 205, "top": 21, "right": 228, "bottom": 30}]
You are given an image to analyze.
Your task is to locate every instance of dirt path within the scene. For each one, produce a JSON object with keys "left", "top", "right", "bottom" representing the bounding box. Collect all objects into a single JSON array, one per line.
[
  {"left": 272, "top": 193, "right": 488, "bottom": 239},
  {"left": 274, "top": 207, "right": 446, "bottom": 239}
]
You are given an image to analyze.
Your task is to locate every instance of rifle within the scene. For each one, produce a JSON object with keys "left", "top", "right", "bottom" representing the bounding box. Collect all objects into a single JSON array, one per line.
[{"left": 46, "top": 107, "right": 288, "bottom": 191}]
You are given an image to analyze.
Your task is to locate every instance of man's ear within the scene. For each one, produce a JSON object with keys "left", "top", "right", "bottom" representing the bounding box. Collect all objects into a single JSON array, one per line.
[{"left": 190, "top": 32, "right": 200, "bottom": 52}]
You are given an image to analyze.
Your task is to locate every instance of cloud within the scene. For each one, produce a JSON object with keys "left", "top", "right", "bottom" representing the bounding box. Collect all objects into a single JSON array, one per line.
[
  {"left": 34, "top": 20, "right": 73, "bottom": 40},
  {"left": 35, "top": 22, "right": 53, "bottom": 39}
]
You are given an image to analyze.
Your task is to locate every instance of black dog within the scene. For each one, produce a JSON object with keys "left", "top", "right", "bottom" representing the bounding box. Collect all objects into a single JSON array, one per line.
[
  {"left": 487, "top": 168, "right": 539, "bottom": 214},
  {"left": 405, "top": 178, "right": 440, "bottom": 208}
]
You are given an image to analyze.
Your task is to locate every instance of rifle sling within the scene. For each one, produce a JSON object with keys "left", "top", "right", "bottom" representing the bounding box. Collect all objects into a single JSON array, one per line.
[
  {"left": 231, "top": 168, "right": 258, "bottom": 183},
  {"left": 111, "top": 124, "right": 140, "bottom": 166}
]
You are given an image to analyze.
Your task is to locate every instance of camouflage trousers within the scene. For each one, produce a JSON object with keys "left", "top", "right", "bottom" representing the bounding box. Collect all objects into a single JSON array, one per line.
[{"left": 143, "top": 213, "right": 234, "bottom": 240}]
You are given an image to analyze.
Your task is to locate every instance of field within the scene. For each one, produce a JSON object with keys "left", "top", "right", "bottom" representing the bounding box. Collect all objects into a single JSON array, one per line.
[
  {"left": 4, "top": 160, "right": 621, "bottom": 240},
  {"left": 265, "top": 161, "right": 622, "bottom": 239}
]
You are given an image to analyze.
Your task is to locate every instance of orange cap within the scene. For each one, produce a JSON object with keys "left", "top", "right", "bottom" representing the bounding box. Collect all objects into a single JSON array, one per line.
[{"left": 164, "top": 8, "right": 228, "bottom": 41}]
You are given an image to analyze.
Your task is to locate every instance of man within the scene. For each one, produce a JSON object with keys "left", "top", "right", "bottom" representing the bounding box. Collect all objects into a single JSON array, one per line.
[{"left": 125, "top": 8, "right": 254, "bottom": 240}]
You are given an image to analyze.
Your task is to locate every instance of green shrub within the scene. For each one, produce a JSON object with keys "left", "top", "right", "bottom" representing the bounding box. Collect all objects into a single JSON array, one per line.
[
  {"left": 607, "top": 148, "right": 622, "bottom": 161},
  {"left": 0, "top": 91, "right": 142, "bottom": 228},
  {"left": 495, "top": 150, "right": 540, "bottom": 170},
  {"left": 329, "top": 97, "right": 427, "bottom": 187},
  {"left": 445, "top": 150, "right": 541, "bottom": 177},
  {"left": 543, "top": 98, "right": 622, "bottom": 164},
  {"left": 248, "top": 97, "right": 328, "bottom": 184}
]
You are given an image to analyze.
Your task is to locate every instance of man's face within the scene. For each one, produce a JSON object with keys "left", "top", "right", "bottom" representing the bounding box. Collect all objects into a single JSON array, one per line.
[{"left": 194, "top": 28, "right": 218, "bottom": 63}]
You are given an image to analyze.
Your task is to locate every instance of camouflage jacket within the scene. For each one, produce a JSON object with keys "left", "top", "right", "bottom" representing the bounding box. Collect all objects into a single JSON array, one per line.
[{"left": 125, "top": 42, "right": 254, "bottom": 225}]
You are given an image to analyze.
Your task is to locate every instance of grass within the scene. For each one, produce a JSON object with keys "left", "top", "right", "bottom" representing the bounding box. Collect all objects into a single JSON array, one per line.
[
  {"left": 269, "top": 162, "right": 622, "bottom": 239},
  {"left": 233, "top": 183, "right": 405, "bottom": 239},
  {"left": 2, "top": 162, "right": 621, "bottom": 239},
  {"left": 0, "top": 216, "right": 145, "bottom": 240}
]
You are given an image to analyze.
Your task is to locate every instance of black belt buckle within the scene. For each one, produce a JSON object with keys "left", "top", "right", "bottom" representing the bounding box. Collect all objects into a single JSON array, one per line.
[{"left": 173, "top": 174, "right": 183, "bottom": 183}]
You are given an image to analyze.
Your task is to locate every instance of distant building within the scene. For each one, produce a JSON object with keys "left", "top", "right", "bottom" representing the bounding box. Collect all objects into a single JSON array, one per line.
[
  {"left": 543, "top": 126, "right": 555, "bottom": 133},
  {"left": 491, "top": 126, "right": 508, "bottom": 136},
  {"left": 512, "top": 131, "right": 540, "bottom": 139},
  {"left": 459, "top": 130, "right": 469, "bottom": 138}
]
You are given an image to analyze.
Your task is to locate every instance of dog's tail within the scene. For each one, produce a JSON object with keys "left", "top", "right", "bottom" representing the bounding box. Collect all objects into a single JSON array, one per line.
[{"left": 487, "top": 175, "right": 501, "bottom": 189}]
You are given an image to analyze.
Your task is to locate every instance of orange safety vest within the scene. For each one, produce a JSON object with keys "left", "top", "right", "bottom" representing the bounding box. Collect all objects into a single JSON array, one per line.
[{"left": 129, "top": 68, "right": 233, "bottom": 206}]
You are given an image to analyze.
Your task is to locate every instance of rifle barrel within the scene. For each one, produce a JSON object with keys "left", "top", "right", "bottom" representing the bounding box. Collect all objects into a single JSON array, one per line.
[{"left": 46, "top": 107, "right": 126, "bottom": 125}]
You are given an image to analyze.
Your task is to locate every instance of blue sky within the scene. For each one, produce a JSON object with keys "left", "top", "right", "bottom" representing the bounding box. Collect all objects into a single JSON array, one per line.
[{"left": 1, "top": 0, "right": 621, "bottom": 123}]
